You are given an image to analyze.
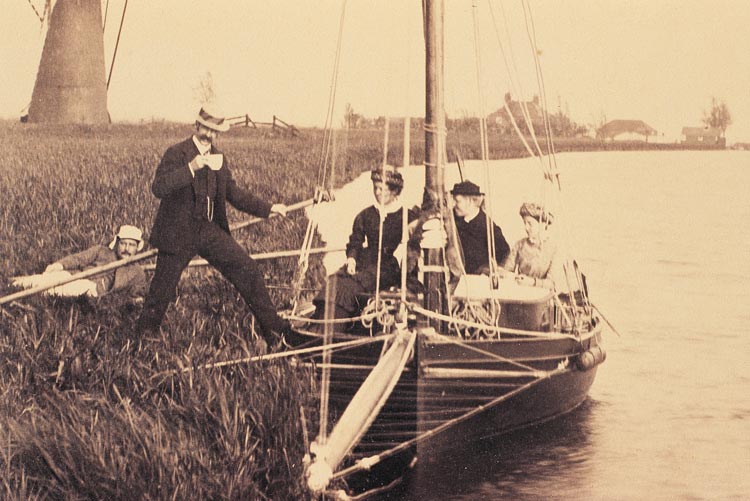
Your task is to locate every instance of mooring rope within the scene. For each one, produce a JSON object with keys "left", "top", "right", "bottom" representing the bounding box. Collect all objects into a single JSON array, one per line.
[
  {"left": 149, "top": 333, "right": 396, "bottom": 380},
  {"left": 408, "top": 302, "right": 579, "bottom": 340}
]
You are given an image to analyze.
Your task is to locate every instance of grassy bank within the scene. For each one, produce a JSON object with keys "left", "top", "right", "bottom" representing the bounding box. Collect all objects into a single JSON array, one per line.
[{"left": 1, "top": 121, "right": 341, "bottom": 499}]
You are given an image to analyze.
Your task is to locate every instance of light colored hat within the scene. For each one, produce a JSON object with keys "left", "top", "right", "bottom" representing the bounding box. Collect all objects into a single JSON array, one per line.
[
  {"left": 195, "top": 102, "right": 230, "bottom": 132},
  {"left": 109, "top": 224, "right": 144, "bottom": 251},
  {"left": 519, "top": 202, "right": 554, "bottom": 224}
]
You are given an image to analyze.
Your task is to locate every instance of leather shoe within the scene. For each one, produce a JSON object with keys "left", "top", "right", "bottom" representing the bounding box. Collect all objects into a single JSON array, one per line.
[{"left": 279, "top": 325, "right": 308, "bottom": 349}]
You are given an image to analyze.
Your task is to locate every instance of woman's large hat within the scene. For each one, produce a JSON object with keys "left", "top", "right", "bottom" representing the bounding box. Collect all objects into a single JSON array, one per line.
[
  {"left": 196, "top": 102, "right": 231, "bottom": 132},
  {"left": 519, "top": 202, "right": 554, "bottom": 224}
]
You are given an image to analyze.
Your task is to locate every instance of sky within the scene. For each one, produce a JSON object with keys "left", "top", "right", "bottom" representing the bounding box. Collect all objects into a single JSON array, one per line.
[{"left": 2, "top": 0, "right": 749, "bottom": 142}]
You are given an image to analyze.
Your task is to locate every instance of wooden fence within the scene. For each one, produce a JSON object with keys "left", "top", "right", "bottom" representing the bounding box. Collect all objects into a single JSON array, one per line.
[{"left": 226, "top": 114, "right": 300, "bottom": 137}]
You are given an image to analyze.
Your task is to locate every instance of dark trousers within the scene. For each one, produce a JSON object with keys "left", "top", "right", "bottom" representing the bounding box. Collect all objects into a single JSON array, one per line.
[{"left": 136, "top": 221, "right": 286, "bottom": 340}]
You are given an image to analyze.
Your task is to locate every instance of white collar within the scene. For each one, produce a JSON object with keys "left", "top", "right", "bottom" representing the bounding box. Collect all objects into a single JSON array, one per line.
[
  {"left": 462, "top": 207, "right": 481, "bottom": 223},
  {"left": 374, "top": 198, "right": 403, "bottom": 217},
  {"left": 192, "top": 135, "right": 212, "bottom": 155}
]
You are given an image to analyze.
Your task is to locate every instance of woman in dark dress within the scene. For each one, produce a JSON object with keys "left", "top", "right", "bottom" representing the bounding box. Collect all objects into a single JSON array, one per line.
[{"left": 313, "top": 167, "right": 418, "bottom": 323}]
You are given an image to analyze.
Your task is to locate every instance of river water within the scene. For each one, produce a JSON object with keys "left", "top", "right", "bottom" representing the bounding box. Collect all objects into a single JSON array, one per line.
[{"left": 309, "top": 150, "right": 750, "bottom": 500}]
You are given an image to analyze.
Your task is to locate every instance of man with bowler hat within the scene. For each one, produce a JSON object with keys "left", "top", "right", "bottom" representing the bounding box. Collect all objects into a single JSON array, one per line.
[
  {"left": 450, "top": 180, "right": 510, "bottom": 275},
  {"left": 136, "top": 103, "right": 303, "bottom": 347}
]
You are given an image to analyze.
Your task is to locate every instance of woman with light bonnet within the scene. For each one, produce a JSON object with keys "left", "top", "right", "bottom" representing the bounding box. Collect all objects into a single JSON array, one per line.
[{"left": 503, "top": 202, "right": 559, "bottom": 289}]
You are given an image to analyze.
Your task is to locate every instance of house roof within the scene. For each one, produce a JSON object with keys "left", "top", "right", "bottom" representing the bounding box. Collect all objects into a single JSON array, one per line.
[
  {"left": 598, "top": 120, "right": 657, "bottom": 137},
  {"left": 681, "top": 126, "right": 722, "bottom": 137},
  {"left": 487, "top": 100, "right": 542, "bottom": 123}
]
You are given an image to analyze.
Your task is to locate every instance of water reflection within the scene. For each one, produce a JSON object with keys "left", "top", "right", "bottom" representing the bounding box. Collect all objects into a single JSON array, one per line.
[{"left": 386, "top": 399, "right": 600, "bottom": 500}]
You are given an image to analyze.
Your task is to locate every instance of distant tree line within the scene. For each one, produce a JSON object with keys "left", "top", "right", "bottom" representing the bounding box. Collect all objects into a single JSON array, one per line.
[{"left": 343, "top": 98, "right": 589, "bottom": 138}]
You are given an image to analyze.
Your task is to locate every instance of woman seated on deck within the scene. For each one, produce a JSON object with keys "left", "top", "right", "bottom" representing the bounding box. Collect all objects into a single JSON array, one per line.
[
  {"left": 503, "top": 202, "right": 558, "bottom": 289},
  {"left": 312, "top": 166, "right": 419, "bottom": 324}
]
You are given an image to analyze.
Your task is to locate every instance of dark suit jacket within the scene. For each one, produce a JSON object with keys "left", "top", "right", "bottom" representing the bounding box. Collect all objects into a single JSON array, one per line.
[
  {"left": 149, "top": 137, "right": 272, "bottom": 254},
  {"left": 453, "top": 209, "right": 510, "bottom": 274}
]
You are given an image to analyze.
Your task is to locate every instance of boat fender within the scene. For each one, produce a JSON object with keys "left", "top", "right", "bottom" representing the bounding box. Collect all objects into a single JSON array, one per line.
[
  {"left": 307, "top": 458, "right": 333, "bottom": 493},
  {"left": 575, "top": 345, "right": 606, "bottom": 371},
  {"left": 306, "top": 443, "right": 333, "bottom": 492}
]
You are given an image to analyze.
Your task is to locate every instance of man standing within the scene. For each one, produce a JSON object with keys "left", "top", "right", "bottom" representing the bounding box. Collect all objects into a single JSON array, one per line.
[
  {"left": 136, "top": 103, "right": 302, "bottom": 347},
  {"left": 450, "top": 180, "right": 510, "bottom": 275},
  {"left": 12, "top": 224, "right": 147, "bottom": 298}
]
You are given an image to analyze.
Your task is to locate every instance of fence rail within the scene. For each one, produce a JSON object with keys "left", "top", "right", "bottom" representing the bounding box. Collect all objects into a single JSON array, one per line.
[{"left": 226, "top": 114, "right": 300, "bottom": 137}]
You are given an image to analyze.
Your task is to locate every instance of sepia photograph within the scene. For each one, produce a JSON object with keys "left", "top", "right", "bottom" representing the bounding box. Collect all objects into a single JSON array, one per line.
[{"left": 1, "top": 1, "right": 748, "bottom": 499}]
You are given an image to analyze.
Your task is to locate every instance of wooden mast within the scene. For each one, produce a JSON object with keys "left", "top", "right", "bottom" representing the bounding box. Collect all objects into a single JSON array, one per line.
[{"left": 423, "top": 0, "right": 447, "bottom": 320}]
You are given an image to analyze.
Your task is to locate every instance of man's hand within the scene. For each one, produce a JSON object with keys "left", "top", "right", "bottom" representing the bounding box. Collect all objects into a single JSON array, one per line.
[
  {"left": 188, "top": 155, "right": 210, "bottom": 175},
  {"left": 345, "top": 257, "right": 357, "bottom": 275},
  {"left": 45, "top": 262, "right": 63, "bottom": 273},
  {"left": 270, "top": 204, "right": 288, "bottom": 217},
  {"left": 515, "top": 274, "right": 536, "bottom": 287}
]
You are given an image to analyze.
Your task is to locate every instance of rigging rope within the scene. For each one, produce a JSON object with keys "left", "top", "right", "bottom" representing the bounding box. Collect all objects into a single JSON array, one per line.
[
  {"left": 373, "top": 119, "right": 390, "bottom": 311},
  {"left": 421, "top": 326, "right": 542, "bottom": 372},
  {"left": 408, "top": 302, "right": 578, "bottom": 340},
  {"left": 25, "top": 0, "right": 45, "bottom": 23},
  {"left": 486, "top": 1, "right": 548, "bottom": 175},
  {"left": 330, "top": 364, "right": 571, "bottom": 482},
  {"left": 470, "top": 1, "right": 499, "bottom": 278},
  {"left": 106, "top": 0, "right": 128, "bottom": 90},
  {"left": 102, "top": 0, "right": 109, "bottom": 32},
  {"left": 150, "top": 333, "right": 396, "bottom": 379},
  {"left": 316, "top": 0, "right": 348, "bottom": 190}
]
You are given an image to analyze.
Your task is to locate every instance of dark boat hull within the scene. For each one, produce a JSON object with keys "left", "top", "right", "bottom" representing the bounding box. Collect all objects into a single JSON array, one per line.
[{"left": 306, "top": 322, "right": 604, "bottom": 494}]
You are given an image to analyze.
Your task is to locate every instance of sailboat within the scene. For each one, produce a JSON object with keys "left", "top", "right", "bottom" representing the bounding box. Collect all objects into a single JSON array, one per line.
[{"left": 284, "top": 0, "right": 607, "bottom": 497}]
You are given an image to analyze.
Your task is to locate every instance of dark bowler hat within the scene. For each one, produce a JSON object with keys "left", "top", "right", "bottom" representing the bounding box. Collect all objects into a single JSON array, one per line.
[{"left": 450, "top": 180, "right": 483, "bottom": 196}]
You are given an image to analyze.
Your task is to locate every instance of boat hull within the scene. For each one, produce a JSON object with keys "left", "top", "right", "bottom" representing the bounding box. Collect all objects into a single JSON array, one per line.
[{"left": 304, "top": 322, "right": 604, "bottom": 494}]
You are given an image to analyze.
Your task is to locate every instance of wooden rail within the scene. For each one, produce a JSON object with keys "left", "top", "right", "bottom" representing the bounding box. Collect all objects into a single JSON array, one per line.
[{"left": 227, "top": 114, "right": 300, "bottom": 137}]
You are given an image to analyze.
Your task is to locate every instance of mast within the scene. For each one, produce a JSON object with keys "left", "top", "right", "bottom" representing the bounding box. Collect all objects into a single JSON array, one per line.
[{"left": 423, "top": 0, "right": 447, "bottom": 319}]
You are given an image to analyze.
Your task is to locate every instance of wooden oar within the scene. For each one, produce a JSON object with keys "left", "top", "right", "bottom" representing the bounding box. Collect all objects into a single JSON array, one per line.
[
  {"left": 1, "top": 197, "right": 319, "bottom": 305},
  {"left": 1, "top": 250, "right": 157, "bottom": 305}
]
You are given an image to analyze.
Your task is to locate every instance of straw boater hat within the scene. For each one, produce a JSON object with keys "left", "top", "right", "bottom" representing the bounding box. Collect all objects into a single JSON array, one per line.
[
  {"left": 196, "top": 102, "right": 230, "bottom": 132},
  {"left": 109, "top": 225, "right": 144, "bottom": 251}
]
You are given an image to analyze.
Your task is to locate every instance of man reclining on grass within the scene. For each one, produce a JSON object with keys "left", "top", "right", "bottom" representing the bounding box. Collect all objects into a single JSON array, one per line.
[{"left": 11, "top": 225, "right": 148, "bottom": 299}]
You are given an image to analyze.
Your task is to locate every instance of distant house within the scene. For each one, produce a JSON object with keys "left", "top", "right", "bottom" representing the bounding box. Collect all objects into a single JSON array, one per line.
[
  {"left": 487, "top": 93, "right": 544, "bottom": 132},
  {"left": 681, "top": 126, "right": 725, "bottom": 147},
  {"left": 597, "top": 120, "right": 657, "bottom": 141}
]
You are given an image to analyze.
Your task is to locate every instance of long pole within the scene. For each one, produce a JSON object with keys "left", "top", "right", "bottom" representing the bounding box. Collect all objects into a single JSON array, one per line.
[
  {"left": 423, "top": 0, "right": 446, "bottom": 323},
  {"left": 1, "top": 197, "right": 316, "bottom": 305}
]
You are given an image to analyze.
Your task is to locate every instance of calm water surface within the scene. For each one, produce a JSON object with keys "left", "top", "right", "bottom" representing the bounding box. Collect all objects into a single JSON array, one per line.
[{"left": 314, "top": 150, "right": 750, "bottom": 500}]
